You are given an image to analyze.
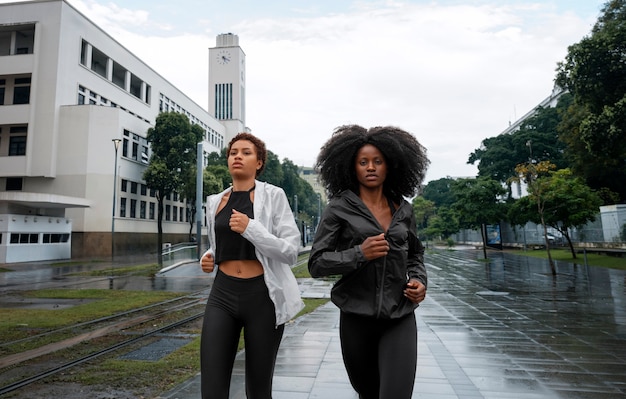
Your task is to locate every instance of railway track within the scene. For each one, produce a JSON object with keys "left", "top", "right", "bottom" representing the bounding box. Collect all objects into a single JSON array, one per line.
[{"left": 0, "top": 291, "right": 207, "bottom": 396}]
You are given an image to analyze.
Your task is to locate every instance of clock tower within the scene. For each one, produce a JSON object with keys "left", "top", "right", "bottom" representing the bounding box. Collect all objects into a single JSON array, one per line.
[{"left": 209, "top": 33, "right": 246, "bottom": 143}]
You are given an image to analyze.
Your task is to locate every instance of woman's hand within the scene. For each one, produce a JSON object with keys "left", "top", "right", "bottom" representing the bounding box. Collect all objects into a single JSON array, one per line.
[
  {"left": 229, "top": 209, "right": 250, "bottom": 234},
  {"left": 360, "top": 233, "right": 389, "bottom": 260},
  {"left": 201, "top": 252, "right": 215, "bottom": 273},
  {"left": 404, "top": 279, "right": 426, "bottom": 304}
]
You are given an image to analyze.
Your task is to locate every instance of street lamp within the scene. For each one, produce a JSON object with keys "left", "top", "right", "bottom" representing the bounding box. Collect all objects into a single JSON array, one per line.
[
  {"left": 111, "top": 138, "right": 122, "bottom": 263},
  {"left": 316, "top": 193, "right": 321, "bottom": 231}
]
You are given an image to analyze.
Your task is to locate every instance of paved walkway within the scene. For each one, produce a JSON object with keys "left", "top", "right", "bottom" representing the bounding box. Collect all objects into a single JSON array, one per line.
[{"left": 159, "top": 249, "right": 626, "bottom": 399}]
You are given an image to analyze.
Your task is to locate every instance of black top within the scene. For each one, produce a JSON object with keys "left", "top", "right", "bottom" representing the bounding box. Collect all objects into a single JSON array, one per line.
[{"left": 214, "top": 186, "right": 258, "bottom": 264}]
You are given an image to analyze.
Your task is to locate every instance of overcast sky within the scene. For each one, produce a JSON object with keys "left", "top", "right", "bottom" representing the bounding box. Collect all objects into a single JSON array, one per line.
[{"left": 5, "top": 0, "right": 606, "bottom": 182}]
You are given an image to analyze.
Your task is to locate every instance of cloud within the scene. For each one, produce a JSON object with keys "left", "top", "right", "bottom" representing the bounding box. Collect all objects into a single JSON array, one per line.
[{"left": 65, "top": 0, "right": 596, "bottom": 182}]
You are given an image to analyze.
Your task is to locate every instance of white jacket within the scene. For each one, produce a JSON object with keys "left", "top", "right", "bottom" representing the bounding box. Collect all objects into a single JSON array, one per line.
[{"left": 204, "top": 180, "right": 304, "bottom": 326}]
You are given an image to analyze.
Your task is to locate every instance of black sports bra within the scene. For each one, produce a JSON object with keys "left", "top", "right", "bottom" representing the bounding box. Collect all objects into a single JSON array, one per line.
[{"left": 214, "top": 186, "right": 258, "bottom": 264}]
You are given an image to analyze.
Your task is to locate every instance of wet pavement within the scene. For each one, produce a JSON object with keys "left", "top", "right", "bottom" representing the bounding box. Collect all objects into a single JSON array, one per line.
[{"left": 2, "top": 248, "right": 626, "bottom": 398}]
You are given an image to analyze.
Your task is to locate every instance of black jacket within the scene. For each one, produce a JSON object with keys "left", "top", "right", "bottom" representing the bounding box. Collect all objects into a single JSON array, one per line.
[{"left": 308, "top": 190, "right": 427, "bottom": 319}]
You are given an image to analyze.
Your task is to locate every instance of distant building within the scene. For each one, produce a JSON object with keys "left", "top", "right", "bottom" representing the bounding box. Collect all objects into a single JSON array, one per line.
[
  {"left": 298, "top": 167, "right": 326, "bottom": 203},
  {"left": 499, "top": 86, "right": 566, "bottom": 199},
  {"left": 0, "top": 0, "right": 246, "bottom": 263}
]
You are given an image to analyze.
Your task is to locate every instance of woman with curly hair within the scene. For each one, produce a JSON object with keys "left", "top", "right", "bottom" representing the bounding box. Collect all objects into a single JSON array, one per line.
[
  {"left": 308, "top": 125, "right": 429, "bottom": 399},
  {"left": 200, "top": 132, "right": 304, "bottom": 399}
]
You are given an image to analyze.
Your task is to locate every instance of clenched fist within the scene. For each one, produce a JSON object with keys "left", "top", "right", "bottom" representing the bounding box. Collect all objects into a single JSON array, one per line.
[
  {"left": 201, "top": 251, "right": 215, "bottom": 273},
  {"left": 360, "top": 233, "right": 389, "bottom": 260},
  {"left": 404, "top": 279, "right": 426, "bottom": 304},
  {"left": 229, "top": 209, "right": 250, "bottom": 234}
]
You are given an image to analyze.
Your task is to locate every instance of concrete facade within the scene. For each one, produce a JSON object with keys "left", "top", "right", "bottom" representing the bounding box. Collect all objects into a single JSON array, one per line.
[{"left": 0, "top": 0, "right": 246, "bottom": 263}]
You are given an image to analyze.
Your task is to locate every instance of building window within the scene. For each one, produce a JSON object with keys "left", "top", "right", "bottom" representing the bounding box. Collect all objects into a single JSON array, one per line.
[
  {"left": 120, "top": 197, "right": 126, "bottom": 217},
  {"left": 9, "top": 233, "right": 38, "bottom": 244},
  {"left": 140, "top": 201, "right": 146, "bottom": 219},
  {"left": 122, "top": 137, "right": 129, "bottom": 158},
  {"left": 0, "top": 25, "right": 34, "bottom": 56},
  {"left": 141, "top": 184, "right": 147, "bottom": 196},
  {"left": 112, "top": 61, "right": 127, "bottom": 89},
  {"left": 9, "top": 136, "right": 26, "bottom": 156},
  {"left": 6, "top": 177, "right": 23, "bottom": 191},
  {"left": 144, "top": 84, "right": 151, "bottom": 104},
  {"left": 80, "top": 39, "right": 88, "bottom": 66},
  {"left": 165, "top": 205, "right": 171, "bottom": 221},
  {"left": 149, "top": 202, "right": 155, "bottom": 219},
  {"left": 43, "top": 233, "right": 70, "bottom": 243},
  {"left": 14, "top": 27, "right": 34, "bottom": 54},
  {"left": 13, "top": 77, "right": 31, "bottom": 104},
  {"left": 91, "top": 47, "right": 107, "bottom": 78},
  {"left": 215, "top": 83, "right": 233, "bottom": 119},
  {"left": 130, "top": 199, "right": 137, "bottom": 218},
  {"left": 121, "top": 179, "right": 128, "bottom": 192},
  {"left": 130, "top": 181, "right": 138, "bottom": 194},
  {"left": 130, "top": 74, "right": 141, "bottom": 98}
]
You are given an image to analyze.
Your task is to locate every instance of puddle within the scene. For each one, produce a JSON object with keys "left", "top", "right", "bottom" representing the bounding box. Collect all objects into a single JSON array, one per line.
[{"left": 0, "top": 296, "right": 96, "bottom": 310}]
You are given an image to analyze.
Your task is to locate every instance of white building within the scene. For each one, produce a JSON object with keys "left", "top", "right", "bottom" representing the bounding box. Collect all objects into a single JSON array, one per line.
[
  {"left": 0, "top": 0, "right": 247, "bottom": 263},
  {"left": 498, "top": 85, "right": 566, "bottom": 199}
]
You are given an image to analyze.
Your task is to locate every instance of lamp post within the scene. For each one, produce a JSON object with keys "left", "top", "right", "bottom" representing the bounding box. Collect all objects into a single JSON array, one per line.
[
  {"left": 316, "top": 193, "right": 321, "bottom": 231},
  {"left": 111, "top": 139, "right": 122, "bottom": 263}
]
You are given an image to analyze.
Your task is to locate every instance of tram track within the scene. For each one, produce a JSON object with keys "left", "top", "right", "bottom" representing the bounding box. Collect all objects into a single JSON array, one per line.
[
  {"left": 1, "top": 290, "right": 207, "bottom": 351},
  {"left": 0, "top": 311, "right": 203, "bottom": 396},
  {"left": 0, "top": 291, "right": 207, "bottom": 396}
]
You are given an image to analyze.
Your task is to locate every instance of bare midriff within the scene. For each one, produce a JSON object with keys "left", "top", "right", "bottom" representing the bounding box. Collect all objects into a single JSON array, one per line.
[{"left": 219, "top": 259, "right": 264, "bottom": 278}]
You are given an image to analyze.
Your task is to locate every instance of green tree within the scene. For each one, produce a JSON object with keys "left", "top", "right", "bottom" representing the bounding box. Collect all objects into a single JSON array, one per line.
[
  {"left": 555, "top": 0, "right": 626, "bottom": 201},
  {"left": 468, "top": 104, "right": 567, "bottom": 198},
  {"left": 259, "top": 151, "right": 284, "bottom": 187},
  {"left": 421, "top": 177, "right": 456, "bottom": 207},
  {"left": 509, "top": 169, "right": 602, "bottom": 259},
  {"left": 412, "top": 196, "right": 436, "bottom": 232},
  {"left": 278, "top": 159, "right": 319, "bottom": 239},
  {"left": 422, "top": 206, "right": 460, "bottom": 242},
  {"left": 512, "top": 161, "right": 558, "bottom": 274},
  {"left": 451, "top": 177, "right": 507, "bottom": 258},
  {"left": 143, "top": 112, "right": 202, "bottom": 265},
  {"left": 205, "top": 148, "right": 227, "bottom": 166},
  {"left": 206, "top": 164, "right": 231, "bottom": 190}
]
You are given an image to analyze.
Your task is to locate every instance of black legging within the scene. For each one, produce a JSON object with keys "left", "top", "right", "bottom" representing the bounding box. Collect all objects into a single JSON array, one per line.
[
  {"left": 339, "top": 311, "right": 417, "bottom": 399},
  {"left": 200, "top": 270, "right": 284, "bottom": 399}
]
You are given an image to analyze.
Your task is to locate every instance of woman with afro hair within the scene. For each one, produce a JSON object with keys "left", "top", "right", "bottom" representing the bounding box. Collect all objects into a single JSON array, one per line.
[{"left": 308, "top": 125, "right": 429, "bottom": 399}]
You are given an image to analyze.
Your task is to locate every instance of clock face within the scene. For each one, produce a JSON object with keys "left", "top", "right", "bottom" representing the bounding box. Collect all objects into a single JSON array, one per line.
[{"left": 216, "top": 50, "right": 231, "bottom": 65}]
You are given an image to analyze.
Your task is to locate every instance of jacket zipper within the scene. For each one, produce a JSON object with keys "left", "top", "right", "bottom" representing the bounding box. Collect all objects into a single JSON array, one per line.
[{"left": 376, "top": 245, "right": 387, "bottom": 318}]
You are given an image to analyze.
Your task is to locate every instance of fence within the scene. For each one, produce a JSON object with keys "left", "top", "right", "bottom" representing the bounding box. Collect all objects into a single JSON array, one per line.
[
  {"left": 161, "top": 242, "right": 198, "bottom": 269},
  {"left": 452, "top": 215, "right": 626, "bottom": 249}
]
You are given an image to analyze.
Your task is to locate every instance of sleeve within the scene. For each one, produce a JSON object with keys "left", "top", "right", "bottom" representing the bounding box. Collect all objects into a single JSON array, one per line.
[
  {"left": 307, "top": 203, "right": 367, "bottom": 278},
  {"left": 406, "top": 212, "right": 427, "bottom": 288},
  {"left": 241, "top": 187, "right": 300, "bottom": 266}
]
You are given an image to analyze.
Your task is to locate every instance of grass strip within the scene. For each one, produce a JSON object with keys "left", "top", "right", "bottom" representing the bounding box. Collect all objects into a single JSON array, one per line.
[{"left": 504, "top": 248, "right": 626, "bottom": 270}]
